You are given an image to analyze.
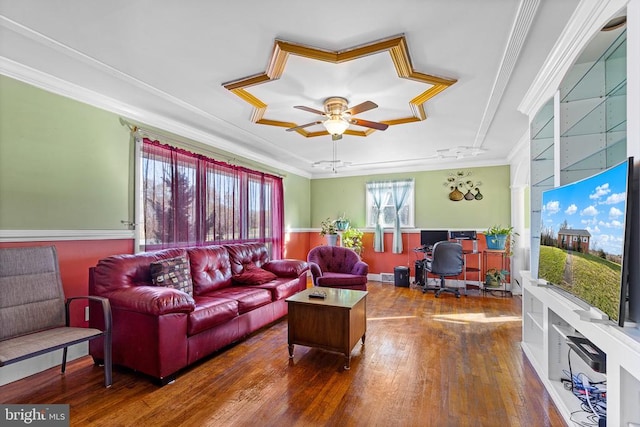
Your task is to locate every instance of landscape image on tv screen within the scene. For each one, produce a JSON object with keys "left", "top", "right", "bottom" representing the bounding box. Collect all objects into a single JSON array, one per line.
[{"left": 538, "top": 159, "right": 631, "bottom": 324}]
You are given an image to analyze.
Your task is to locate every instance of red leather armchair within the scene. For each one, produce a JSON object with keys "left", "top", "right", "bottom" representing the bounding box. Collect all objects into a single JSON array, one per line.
[{"left": 307, "top": 246, "right": 368, "bottom": 291}]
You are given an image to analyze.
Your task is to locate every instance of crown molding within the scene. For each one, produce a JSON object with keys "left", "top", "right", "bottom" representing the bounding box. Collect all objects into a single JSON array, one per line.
[
  {"left": 0, "top": 56, "right": 312, "bottom": 179},
  {"left": 474, "top": 0, "right": 541, "bottom": 148},
  {"left": 519, "top": 0, "right": 628, "bottom": 117}
]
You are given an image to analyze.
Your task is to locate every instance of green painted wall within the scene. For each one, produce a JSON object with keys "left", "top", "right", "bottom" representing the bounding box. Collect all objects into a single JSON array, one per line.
[
  {"left": 310, "top": 166, "right": 511, "bottom": 230},
  {"left": 283, "top": 173, "right": 311, "bottom": 228},
  {"left": 0, "top": 75, "right": 131, "bottom": 229},
  {"left": 0, "top": 75, "right": 311, "bottom": 230},
  {"left": 0, "top": 75, "right": 509, "bottom": 233}
]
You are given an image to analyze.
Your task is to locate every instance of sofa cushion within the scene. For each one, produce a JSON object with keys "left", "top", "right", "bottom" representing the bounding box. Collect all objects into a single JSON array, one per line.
[
  {"left": 212, "top": 287, "right": 272, "bottom": 314},
  {"left": 316, "top": 272, "right": 368, "bottom": 287},
  {"left": 255, "top": 278, "right": 301, "bottom": 300},
  {"left": 187, "top": 246, "right": 233, "bottom": 295},
  {"left": 150, "top": 256, "right": 193, "bottom": 296},
  {"left": 188, "top": 296, "right": 238, "bottom": 336},
  {"left": 225, "top": 243, "right": 270, "bottom": 275},
  {"left": 231, "top": 265, "right": 277, "bottom": 286}
]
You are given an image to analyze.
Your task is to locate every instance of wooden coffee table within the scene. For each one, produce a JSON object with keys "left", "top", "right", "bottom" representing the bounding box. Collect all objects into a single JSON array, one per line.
[{"left": 286, "top": 287, "right": 367, "bottom": 370}]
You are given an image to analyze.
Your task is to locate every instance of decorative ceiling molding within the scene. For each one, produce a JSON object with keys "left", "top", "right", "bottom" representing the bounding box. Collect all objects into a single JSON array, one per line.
[
  {"left": 222, "top": 35, "right": 457, "bottom": 138},
  {"left": 473, "top": 0, "right": 541, "bottom": 148}
]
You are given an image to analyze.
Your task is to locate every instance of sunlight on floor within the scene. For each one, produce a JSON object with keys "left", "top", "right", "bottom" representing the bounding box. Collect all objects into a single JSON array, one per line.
[
  {"left": 431, "top": 312, "right": 521, "bottom": 325},
  {"left": 368, "top": 315, "right": 417, "bottom": 321}
]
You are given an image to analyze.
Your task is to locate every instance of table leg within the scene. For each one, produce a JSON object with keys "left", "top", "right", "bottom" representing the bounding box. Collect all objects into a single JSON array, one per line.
[
  {"left": 288, "top": 344, "right": 294, "bottom": 359},
  {"left": 362, "top": 333, "right": 366, "bottom": 345},
  {"left": 344, "top": 355, "right": 351, "bottom": 370}
]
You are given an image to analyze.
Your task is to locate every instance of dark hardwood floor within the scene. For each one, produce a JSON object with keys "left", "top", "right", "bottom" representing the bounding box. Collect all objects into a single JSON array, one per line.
[{"left": 0, "top": 282, "right": 565, "bottom": 426}]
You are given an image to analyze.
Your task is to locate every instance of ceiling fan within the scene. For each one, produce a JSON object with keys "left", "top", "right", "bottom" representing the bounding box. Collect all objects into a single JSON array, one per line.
[{"left": 286, "top": 97, "right": 389, "bottom": 140}]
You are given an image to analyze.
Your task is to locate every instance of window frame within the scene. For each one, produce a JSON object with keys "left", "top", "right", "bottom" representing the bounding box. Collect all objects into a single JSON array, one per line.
[{"left": 365, "top": 179, "right": 415, "bottom": 228}]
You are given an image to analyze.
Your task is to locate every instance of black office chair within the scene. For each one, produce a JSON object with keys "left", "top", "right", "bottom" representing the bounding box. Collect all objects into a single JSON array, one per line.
[{"left": 422, "top": 241, "right": 464, "bottom": 298}]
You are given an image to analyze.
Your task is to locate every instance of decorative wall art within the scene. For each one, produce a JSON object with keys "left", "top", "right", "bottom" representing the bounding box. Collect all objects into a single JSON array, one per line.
[{"left": 444, "top": 171, "right": 483, "bottom": 201}]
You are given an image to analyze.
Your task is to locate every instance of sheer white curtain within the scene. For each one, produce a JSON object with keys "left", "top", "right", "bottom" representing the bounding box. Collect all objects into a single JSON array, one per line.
[
  {"left": 367, "top": 182, "right": 387, "bottom": 252},
  {"left": 391, "top": 180, "right": 412, "bottom": 253}
]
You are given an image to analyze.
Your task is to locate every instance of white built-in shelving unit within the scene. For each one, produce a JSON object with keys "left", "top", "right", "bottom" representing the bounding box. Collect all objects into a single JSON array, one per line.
[{"left": 522, "top": 1, "right": 640, "bottom": 425}]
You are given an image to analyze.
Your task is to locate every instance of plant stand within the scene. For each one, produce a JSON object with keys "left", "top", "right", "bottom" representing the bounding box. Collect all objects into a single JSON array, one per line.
[{"left": 482, "top": 249, "right": 511, "bottom": 297}]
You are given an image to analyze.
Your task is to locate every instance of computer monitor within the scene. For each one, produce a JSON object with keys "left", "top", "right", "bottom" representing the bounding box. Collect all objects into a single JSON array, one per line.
[{"left": 420, "top": 230, "right": 449, "bottom": 248}]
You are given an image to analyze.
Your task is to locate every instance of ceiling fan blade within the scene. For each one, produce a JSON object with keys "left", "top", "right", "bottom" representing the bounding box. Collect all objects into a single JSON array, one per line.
[
  {"left": 349, "top": 118, "right": 389, "bottom": 131},
  {"left": 286, "top": 121, "right": 323, "bottom": 132},
  {"left": 332, "top": 133, "right": 342, "bottom": 141},
  {"left": 345, "top": 101, "right": 378, "bottom": 116},
  {"left": 294, "top": 105, "right": 326, "bottom": 116}
]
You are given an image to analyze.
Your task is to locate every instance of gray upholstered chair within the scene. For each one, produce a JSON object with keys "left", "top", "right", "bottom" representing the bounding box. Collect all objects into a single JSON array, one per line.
[
  {"left": 422, "top": 241, "right": 464, "bottom": 298},
  {"left": 307, "top": 246, "right": 368, "bottom": 291},
  {"left": 0, "top": 246, "right": 112, "bottom": 387}
]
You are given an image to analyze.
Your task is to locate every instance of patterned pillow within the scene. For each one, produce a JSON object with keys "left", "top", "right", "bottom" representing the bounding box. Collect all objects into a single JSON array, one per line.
[
  {"left": 232, "top": 264, "right": 277, "bottom": 286},
  {"left": 150, "top": 256, "right": 193, "bottom": 296}
]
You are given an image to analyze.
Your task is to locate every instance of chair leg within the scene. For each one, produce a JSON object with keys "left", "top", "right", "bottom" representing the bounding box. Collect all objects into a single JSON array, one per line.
[
  {"left": 435, "top": 276, "right": 461, "bottom": 298},
  {"left": 61, "top": 347, "right": 68, "bottom": 374},
  {"left": 103, "top": 333, "right": 112, "bottom": 388}
]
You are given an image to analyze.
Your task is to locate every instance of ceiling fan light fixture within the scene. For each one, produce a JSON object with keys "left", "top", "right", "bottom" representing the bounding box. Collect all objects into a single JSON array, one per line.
[{"left": 323, "top": 116, "right": 350, "bottom": 135}]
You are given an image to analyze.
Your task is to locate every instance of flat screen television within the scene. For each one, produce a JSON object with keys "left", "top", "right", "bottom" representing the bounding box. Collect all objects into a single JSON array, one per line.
[
  {"left": 537, "top": 157, "right": 633, "bottom": 326},
  {"left": 420, "top": 230, "right": 449, "bottom": 248}
]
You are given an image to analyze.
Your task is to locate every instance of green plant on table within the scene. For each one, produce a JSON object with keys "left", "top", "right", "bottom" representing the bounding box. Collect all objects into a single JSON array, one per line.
[
  {"left": 484, "top": 224, "right": 518, "bottom": 255},
  {"left": 320, "top": 218, "right": 337, "bottom": 236},
  {"left": 334, "top": 213, "right": 350, "bottom": 231},
  {"left": 485, "top": 268, "right": 509, "bottom": 288}
]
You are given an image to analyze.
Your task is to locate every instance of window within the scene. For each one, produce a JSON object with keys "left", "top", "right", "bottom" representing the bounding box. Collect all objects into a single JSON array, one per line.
[
  {"left": 138, "top": 138, "right": 284, "bottom": 257},
  {"left": 365, "top": 180, "right": 415, "bottom": 228}
]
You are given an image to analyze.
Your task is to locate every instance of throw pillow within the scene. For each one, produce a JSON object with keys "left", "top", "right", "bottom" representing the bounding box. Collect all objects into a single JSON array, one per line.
[
  {"left": 150, "top": 256, "right": 193, "bottom": 296},
  {"left": 232, "top": 264, "right": 277, "bottom": 286}
]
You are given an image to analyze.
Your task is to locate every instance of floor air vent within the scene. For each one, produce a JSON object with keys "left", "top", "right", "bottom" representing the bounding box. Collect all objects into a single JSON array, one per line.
[{"left": 380, "top": 273, "right": 394, "bottom": 283}]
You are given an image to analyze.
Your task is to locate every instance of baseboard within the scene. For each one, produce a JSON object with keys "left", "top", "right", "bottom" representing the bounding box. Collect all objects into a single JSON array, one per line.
[{"left": 0, "top": 343, "right": 88, "bottom": 386}]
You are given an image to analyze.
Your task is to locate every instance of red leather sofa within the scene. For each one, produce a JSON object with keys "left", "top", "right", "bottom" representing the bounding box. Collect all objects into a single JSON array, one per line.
[{"left": 88, "top": 243, "right": 308, "bottom": 384}]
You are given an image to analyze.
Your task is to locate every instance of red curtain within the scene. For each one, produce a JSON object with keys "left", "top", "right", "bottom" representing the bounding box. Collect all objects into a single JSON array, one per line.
[{"left": 141, "top": 138, "right": 284, "bottom": 258}]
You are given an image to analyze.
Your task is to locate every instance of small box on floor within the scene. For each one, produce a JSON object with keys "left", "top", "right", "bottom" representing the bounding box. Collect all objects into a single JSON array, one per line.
[{"left": 394, "top": 266, "right": 410, "bottom": 287}]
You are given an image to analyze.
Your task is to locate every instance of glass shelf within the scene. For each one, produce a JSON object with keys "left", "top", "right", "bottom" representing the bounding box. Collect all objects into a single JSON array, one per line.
[
  {"left": 531, "top": 102, "right": 554, "bottom": 140},
  {"left": 531, "top": 138, "right": 553, "bottom": 161},
  {"left": 561, "top": 83, "right": 626, "bottom": 137},
  {"left": 560, "top": 138, "right": 627, "bottom": 183},
  {"left": 561, "top": 30, "right": 626, "bottom": 103}
]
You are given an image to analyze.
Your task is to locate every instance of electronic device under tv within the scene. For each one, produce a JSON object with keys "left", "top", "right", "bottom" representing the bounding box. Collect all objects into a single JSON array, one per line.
[
  {"left": 420, "top": 230, "right": 449, "bottom": 249},
  {"left": 537, "top": 157, "right": 634, "bottom": 327}
]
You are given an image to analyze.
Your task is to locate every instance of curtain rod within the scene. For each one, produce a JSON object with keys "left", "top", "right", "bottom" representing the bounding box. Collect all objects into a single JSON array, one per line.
[{"left": 119, "top": 118, "right": 287, "bottom": 178}]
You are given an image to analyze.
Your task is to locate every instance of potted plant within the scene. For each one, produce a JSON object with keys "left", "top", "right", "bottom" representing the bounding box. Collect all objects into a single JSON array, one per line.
[
  {"left": 320, "top": 218, "right": 338, "bottom": 246},
  {"left": 341, "top": 227, "right": 364, "bottom": 256},
  {"left": 485, "top": 268, "right": 509, "bottom": 288},
  {"left": 485, "top": 225, "right": 517, "bottom": 252},
  {"left": 334, "top": 214, "right": 350, "bottom": 231}
]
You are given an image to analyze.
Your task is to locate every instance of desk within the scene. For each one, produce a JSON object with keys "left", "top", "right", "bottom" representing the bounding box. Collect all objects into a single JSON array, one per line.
[{"left": 482, "top": 249, "right": 511, "bottom": 296}]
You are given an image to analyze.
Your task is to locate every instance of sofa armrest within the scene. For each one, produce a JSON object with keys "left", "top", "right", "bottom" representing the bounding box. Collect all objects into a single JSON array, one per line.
[
  {"left": 104, "top": 286, "right": 195, "bottom": 316},
  {"left": 351, "top": 261, "right": 369, "bottom": 276},
  {"left": 307, "top": 261, "right": 322, "bottom": 284},
  {"left": 263, "top": 259, "right": 309, "bottom": 278}
]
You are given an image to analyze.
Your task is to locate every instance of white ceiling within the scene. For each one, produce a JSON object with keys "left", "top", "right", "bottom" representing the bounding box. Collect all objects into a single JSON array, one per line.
[{"left": 0, "top": 0, "right": 583, "bottom": 178}]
